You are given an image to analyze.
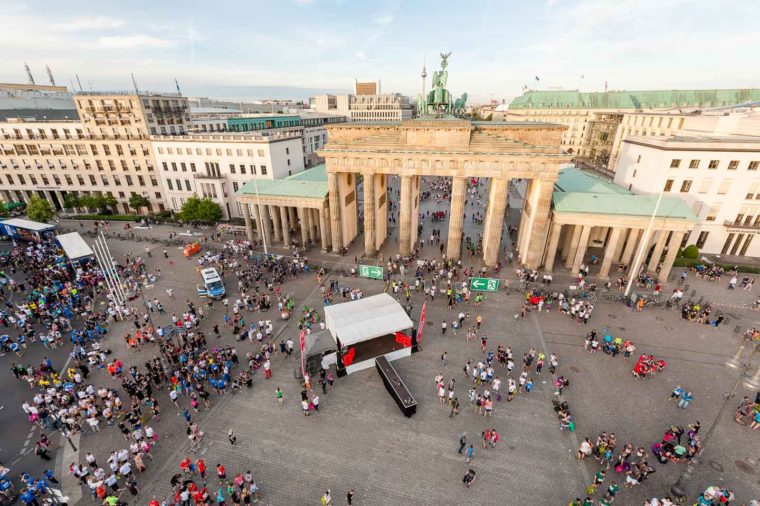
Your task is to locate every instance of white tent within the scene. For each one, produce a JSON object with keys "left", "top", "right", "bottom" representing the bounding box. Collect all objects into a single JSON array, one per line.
[
  {"left": 56, "top": 232, "right": 94, "bottom": 260},
  {"left": 324, "top": 293, "right": 413, "bottom": 347}
]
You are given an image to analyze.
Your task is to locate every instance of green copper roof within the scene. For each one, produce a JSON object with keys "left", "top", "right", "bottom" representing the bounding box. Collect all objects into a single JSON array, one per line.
[
  {"left": 553, "top": 168, "right": 698, "bottom": 220},
  {"left": 510, "top": 89, "right": 760, "bottom": 110},
  {"left": 237, "top": 165, "right": 327, "bottom": 199}
]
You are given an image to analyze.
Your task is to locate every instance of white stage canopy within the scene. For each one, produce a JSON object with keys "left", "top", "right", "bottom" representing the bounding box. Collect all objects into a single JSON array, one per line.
[{"left": 323, "top": 293, "right": 413, "bottom": 347}]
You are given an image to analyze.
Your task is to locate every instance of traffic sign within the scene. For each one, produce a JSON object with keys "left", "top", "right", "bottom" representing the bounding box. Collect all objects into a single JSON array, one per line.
[
  {"left": 359, "top": 264, "right": 384, "bottom": 280},
  {"left": 470, "top": 277, "right": 499, "bottom": 292}
]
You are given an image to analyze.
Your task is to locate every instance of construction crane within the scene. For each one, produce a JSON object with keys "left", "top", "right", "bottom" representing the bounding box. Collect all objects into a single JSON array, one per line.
[
  {"left": 45, "top": 65, "right": 56, "bottom": 86},
  {"left": 24, "top": 63, "right": 35, "bottom": 85}
]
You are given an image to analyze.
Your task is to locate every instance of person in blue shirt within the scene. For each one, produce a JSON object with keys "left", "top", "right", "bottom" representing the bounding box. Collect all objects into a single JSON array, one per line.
[
  {"left": 678, "top": 391, "right": 694, "bottom": 409},
  {"left": 19, "top": 488, "right": 38, "bottom": 506},
  {"left": 43, "top": 469, "right": 58, "bottom": 484}
]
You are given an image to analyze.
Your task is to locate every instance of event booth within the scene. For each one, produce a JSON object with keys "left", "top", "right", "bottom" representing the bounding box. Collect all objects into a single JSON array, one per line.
[
  {"left": 0, "top": 218, "right": 57, "bottom": 242},
  {"left": 323, "top": 293, "right": 415, "bottom": 376},
  {"left": 56, "top": 232, "right": 95, "bottom": 268}
]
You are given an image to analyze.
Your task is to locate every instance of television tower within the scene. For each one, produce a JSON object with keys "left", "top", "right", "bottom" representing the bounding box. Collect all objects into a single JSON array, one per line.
[{"left": 420, "top": 55, "right": 427, "bottom": 98}]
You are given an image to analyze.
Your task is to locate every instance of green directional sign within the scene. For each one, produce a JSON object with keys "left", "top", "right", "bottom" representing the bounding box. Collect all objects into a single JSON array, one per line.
[
  {"left": 470, "top": 277, "right": 499, "bottom": 292},
  {"left": 359, "top": 264, "right": 384, "bottom": 280}
]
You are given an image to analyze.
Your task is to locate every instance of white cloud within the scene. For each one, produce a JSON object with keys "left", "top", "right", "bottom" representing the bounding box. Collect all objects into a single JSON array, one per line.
[
  {"left": 294, "top": 0, "right": 315, "bottom": 4},
  {"left": 53, "top": 16, "right": 125, "bottom": 32},
  {"left": 97, "top": 34, "right": 178, "bottom": 49},
  {"left": 373, "top": 14, "right": 394, "bottom": 25},
  {"left": 354, "top": 51, "right": 367, "bottom": 61}
]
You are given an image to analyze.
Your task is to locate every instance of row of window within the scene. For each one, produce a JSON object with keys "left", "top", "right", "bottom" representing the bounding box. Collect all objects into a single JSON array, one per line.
[
  {"left": 0, "top": 157, "right": 153, "bottom": 172},
  {"left": 160, "top": 161, "right": 270, "bottom": 176},
  {"left": 3, "top": 142, "right": 151, "bottom": 157},
  {"left": 0, "top": 127, "right": 84, "bottom": 141},
  {"left": 663, "top": 178, "right": 733, "bottom": 194},
  {"left": 165, "top": 179, "right": 193, "bottom": 192},
  {"left": 3, "top": 172, "right": 159, "bottom": 188},
  {"left": 157, "top": 146, "right": 267, "bottom": 157},
  {"left": 669, "top": 158, "right": 758, "bottom": 171}
]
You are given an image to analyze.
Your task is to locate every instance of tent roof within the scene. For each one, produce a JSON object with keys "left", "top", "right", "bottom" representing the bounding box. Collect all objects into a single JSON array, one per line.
[
  {"left": 56, "top": 232, "right": 94, "bottom": 260},
  {"left": 323, "top": 293, "right": 413, "bottom": 346},
  {"left": 303, "top": 330, "right": 336, "bottom": 356},
  {"left": 1, "top": 218, "right": 57, "bottom": 231}
]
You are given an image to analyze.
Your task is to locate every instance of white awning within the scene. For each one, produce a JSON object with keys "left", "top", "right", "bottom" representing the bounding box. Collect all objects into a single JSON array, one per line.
[
  {"left": 56, "top": 232, "right": 94, "bottom": 260},
  {"left": 1, "top": 218, "right": 57, "bottom": 231},
  {"left": 323, "top": 293, "right": 413, "bottom": 347}
]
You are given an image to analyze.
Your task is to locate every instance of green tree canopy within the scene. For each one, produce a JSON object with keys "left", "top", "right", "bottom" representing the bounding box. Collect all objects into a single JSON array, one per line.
[
  {"left": 26, "top": 195, "right": 55, "bottom": 223},
  {"left": 128, "top": 193, "right": 150, "bottom": 213},
  {"left": 62, "top": 193, "right": 81, "bottom": 210},
  {"left": 178, "top": 195, "right": 223, "bottom": 223}
]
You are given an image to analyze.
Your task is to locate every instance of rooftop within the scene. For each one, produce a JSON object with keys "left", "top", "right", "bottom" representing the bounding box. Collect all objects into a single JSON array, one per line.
[
  {"left": 510, "top": 89, "right": 760, "bottom": 110},
  {"left": 624, "top": 134, "right": 760, "bottom": 150},
  {"left": 553, "top": 167, "right": 698, "bottom": 220},
  {"left": 237, "top": 165, "right": 328, "bottom": 200}
]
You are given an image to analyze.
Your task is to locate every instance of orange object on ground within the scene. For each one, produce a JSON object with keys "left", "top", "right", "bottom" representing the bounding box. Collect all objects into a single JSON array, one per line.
[{"left": 184, "top": 242, "right": 201, "bottom": 257}]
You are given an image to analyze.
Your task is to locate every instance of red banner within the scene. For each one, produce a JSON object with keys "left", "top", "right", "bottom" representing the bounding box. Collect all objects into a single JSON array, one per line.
[
  {"left": 418, "top": 302, "right": 427, "bottom": 343},
  {"left": 299, "top": 329, "right": 306, "bottom": 378}
]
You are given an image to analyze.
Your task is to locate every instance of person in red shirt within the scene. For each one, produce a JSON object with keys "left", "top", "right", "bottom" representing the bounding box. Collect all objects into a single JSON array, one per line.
[
  {"left": 216, "top": 464, "right": 226, "bottom": 480},
  {"left": 197, "top": 458, "right": 207, "bottom": 480},
  {"left": 180, "top": 457, "right": 192, "bottom": 475},
  {"left": 148, "top": 499, "right": 160, "bottom": 506}
]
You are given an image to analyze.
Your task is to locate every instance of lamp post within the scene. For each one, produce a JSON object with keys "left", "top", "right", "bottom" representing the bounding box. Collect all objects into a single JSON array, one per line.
[{"left": 670, "top": 343, "right": 756, "bottom": 498}]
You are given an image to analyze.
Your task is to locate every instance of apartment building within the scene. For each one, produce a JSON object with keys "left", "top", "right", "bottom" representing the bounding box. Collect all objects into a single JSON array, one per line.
[
  {"left": 506, "top": 89, "right": 760, "bottom": 171},
  {"left": 614, "top": 135, "right": 760, "bottom": 257},
  {"left": 151, "top": 131, "right": 305, "bottom": 220},
  {"left": 0, "top": 91, "right": 190, "bottom": 213}
]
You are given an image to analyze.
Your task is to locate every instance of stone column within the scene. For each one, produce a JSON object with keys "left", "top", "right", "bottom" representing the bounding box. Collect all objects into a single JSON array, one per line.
[
  {"left": 620, "top": 228, "right": 639, "bottom": 264},
  {"left": 363, "top": 172, "right": 376, "bottom": 256},
  {"left": 328, "top": 172, "right": 342, "bottom": 252},
  {"left": 312, "top": 208, "right": 320, "bottom": 243},
  {"left": 279, "top": 206, "right": 290, "bottom": 245},
  {"left": 446, "top": 176, "right": 467, "bottom": 260},
  {"left": 561, "top": 224, "right": 576, "bottom": 260},
  {"left": 399, "top": 175, "right": 413, "bottom": 256},
  {"left": 288, "top": 207, "right": 297, "bottom": 230},
  {"left": 599, "top": 227, "right": 623, "bottom": 278},
  {"left": 658, "top": 231, "right": 685, "bottom": 281},
  {"left": 482, "top": 177, "right": 509, "bottom": 266},
  {"left": 543, "top": 222, "right": 562, "bottom": 270},
  {"left": 647, "top": 230, "right": 668, "bottom": 273},
  {"left": 524, "top": 179, "right": 556, "bottom": 269},
  {"left": 242, "top": 202, "right": 255, "bottom": 245},
  {"left": 565, "top": 225, "right": 583, "bottom": 268},
  {"left": 298, "top": 208, "right": 309, "bottom": 246},
  {"left": 270, "top": 205, "right": 282, "bottom": 242},
  {"left": 303, "top": 207, "right": 312, "bottom": 245},
  {"left": 319, "top": 208, "right": 329, "bottom": 251},
  {"left": 571, "top": 225, "right": 592, "bottom": 274},
  {"left": 259, "top": 204, "right": 273, "bottom": 247}
]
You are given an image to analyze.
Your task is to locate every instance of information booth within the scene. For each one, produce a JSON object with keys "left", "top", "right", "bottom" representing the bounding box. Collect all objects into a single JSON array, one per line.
[
  {"left": 0, "top": 218, "right": 57, "bottom": 242},
  {"left": 56, "top": 232, "right": 95, "bottom": 268}
]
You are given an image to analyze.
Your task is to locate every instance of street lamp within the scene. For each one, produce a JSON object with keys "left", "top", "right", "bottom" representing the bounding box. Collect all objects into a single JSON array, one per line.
[{"left": 670, "top": 344, "right": 756, "bottom": 497}]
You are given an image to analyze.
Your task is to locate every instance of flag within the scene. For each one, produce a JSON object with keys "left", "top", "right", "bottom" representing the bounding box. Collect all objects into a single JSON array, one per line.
[
  {"left": 605, "top": 81, "right": 608, "bottom": 92},
  {"left": 535, "top": 76, "right": 540, "bottom": 81}
]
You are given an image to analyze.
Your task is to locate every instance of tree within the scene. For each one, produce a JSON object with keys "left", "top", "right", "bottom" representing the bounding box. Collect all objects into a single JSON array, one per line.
[
  {"left": 99, "top": 194, "right": 118, "bottom": 214},
  {"left": 178, "top": 195, "right": 223, "bottom": 223},
  {"left": 63, "top": 193, "right": 81, "bottom": 210},
  {"left": 681, "top": 245, "right": 700, "bottom": 259},
  {"left": 26, "top": 195, "right": 55, "bottom": 223},
  {"left": 128, "top": 193, "right": 150, "bottom": 214},
  {"left": 0, "top": 203, "right": 8, "bottom": 219}
]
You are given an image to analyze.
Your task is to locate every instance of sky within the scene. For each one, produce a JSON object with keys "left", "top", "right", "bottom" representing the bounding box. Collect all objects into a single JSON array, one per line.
[{"left": 1, "top": 0, "right": 759, "bottom": 103}]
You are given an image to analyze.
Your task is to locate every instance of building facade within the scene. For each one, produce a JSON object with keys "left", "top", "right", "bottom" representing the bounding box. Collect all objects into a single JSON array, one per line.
[
  {"left": 507, "top": 89, "right": 760, "bottom": 173},
  {"left": 614, "top": 136, "right": 760, "bottom": 257},
  {"left": 0, "top": 91, "right": 189, "bottom": 213},
  {"left": 151, "top": 131, "right": 305, "bottom": 220},
  {"left": 312, "top": 92, "right": 412, "bottom": 122}
]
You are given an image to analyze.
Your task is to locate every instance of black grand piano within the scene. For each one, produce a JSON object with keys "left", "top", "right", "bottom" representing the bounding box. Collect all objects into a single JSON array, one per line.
[{"left": 375, "top": 356, "right": 417, "bottom": 417}]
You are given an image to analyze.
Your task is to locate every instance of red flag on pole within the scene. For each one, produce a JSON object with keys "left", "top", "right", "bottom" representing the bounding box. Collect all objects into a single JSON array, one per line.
[
  {"left": 418, "top": 302, "right": 427, "bottom": 343},
  {"left": 299, "top": 329, "right": 306, "bottom": 377}
]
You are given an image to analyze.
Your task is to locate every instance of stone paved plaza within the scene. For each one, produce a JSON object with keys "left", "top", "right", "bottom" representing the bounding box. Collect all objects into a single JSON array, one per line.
[{"left": 43, "top": 218, "right": 759, "bottom": 505}]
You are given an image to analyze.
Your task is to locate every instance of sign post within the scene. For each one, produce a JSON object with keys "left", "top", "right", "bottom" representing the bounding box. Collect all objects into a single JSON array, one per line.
[
  {"left": 358, "top": 264, "right": 384, "bottom": 280},
  {"left": 470, "top": 277, "right": 499, "bottom": 292}
]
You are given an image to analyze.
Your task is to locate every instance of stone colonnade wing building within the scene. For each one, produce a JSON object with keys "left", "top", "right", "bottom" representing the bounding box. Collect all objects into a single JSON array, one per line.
[{"left": 236, "top": 118, "right": 698, "bottom": 280}]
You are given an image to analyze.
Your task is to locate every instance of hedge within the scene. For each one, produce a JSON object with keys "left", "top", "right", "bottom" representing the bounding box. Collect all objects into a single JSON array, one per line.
[
  {"left": 681, "top": 245, "right": 700, "bottom": 259},
  {"left": 71, "top": 214, "right": 140, "bottom": 222},
  {"left": 672, "top": 257, "right": 760, "bottom": 274}
]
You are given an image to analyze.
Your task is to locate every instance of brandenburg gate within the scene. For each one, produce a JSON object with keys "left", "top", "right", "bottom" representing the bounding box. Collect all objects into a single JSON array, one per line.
[{"left": 319, "top": 118, "right": 571, "bottom": 267}]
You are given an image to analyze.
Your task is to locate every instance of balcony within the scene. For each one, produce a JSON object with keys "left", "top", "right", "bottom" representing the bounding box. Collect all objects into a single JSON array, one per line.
[
  {"left": 724, "top": 220, "right": 760, "bottom": 230},
  {"left": 193, "top": 172, "right": 226, "bottom": 180}
]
